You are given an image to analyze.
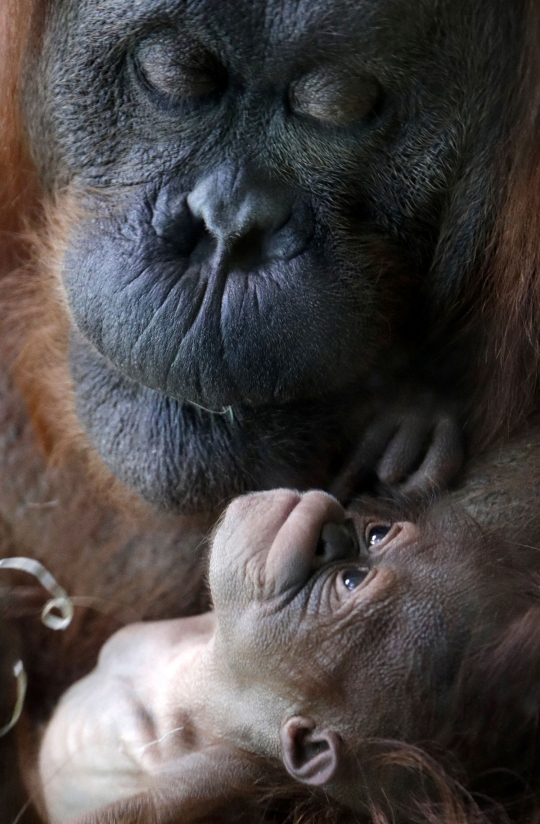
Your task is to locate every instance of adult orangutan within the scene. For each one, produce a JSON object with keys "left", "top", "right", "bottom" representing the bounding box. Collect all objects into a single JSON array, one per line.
[{"left": 0, "top": 0, "right": 540, "bottom": 821}]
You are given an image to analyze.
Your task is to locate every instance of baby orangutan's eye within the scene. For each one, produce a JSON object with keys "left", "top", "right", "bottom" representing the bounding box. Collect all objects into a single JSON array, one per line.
[
  {"left": 366, "top": 524, "right": 392, "bottom": 547},
  {"left": 342, "top": 567, "right": 370, "bottom": 591}
]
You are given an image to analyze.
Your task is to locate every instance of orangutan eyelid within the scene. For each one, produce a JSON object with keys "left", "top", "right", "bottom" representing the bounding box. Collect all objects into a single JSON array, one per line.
[{"left": 135, "top": 35, "right": 226, "bottom": 103}]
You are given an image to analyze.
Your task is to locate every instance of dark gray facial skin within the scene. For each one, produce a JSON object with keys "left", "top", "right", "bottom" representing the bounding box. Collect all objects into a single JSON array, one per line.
[{"left": 23, "top": 0, "right": 520, "bottom": 509}]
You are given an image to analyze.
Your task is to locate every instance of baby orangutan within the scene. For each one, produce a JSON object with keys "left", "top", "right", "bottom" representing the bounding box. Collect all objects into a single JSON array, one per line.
[{"left": 38, "top": 428, "right": 540, "bottom": 823}]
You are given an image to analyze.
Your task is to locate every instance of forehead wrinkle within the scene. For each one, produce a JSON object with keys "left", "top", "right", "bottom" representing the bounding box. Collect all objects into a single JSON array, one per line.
[
  {"left": 263, "top": 1, "right": 372, "bottom": 64},
  {"left": 191, "top": 0, "right": 378, "bottom": 67}
]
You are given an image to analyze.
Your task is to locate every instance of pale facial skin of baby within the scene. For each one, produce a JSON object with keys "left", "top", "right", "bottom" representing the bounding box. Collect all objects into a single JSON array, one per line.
[
  {"left": 38, "top": 489, "right": 480, "bottom": 822},
  {"left": 38, "top": 613, "right": 217, "bottom": 821}
]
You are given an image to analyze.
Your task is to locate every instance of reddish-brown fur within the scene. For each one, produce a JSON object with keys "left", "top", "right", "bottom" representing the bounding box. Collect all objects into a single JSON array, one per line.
[
  {"left": 0, "top": 0, "right": 41, "bottom": 277},
  {"left": 476, "top": 0, "right": 540, "bottom": 444},
  {"left": 1, "top": 1, "right": 540, "bottom": 823}
]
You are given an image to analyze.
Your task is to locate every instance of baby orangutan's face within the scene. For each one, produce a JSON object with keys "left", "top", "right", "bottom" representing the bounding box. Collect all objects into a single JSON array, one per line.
[{"left": 209, "top": 490, "right": 481, "bottom": 787}]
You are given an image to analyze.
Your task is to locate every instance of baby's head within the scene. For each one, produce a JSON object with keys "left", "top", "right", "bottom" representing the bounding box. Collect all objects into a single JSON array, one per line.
[{"left": 39, "top": 488, "right": 540, "bottom": 823}]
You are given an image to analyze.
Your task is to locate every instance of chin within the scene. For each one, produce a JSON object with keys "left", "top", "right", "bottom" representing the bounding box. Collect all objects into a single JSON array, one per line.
[{"left": 70, "top": 331, "right": 350, "bottom": 512}]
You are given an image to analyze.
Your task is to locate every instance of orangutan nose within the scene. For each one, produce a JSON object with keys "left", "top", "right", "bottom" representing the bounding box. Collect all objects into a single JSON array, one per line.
[{"left": 312, "top": 520, "right": 359, "bottom": 570}]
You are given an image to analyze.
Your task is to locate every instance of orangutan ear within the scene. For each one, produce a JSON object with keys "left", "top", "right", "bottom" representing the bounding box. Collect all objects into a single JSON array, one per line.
[{"left": 280, "top": 716, "right": 343, "bottom": 786}]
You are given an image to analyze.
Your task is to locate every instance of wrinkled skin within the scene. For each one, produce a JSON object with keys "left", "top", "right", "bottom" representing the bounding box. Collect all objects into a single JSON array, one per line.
[
  {"left": 21, "top": 0, "right": 524, "bottom": 510},
  {"left": 38, "top": 421, "right": 540, "bottom": 823}
]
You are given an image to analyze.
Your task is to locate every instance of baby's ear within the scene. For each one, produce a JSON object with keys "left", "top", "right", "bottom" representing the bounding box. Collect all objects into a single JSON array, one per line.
[{"left": 280, "top": 716, "right": 343, "bottom": 787}]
